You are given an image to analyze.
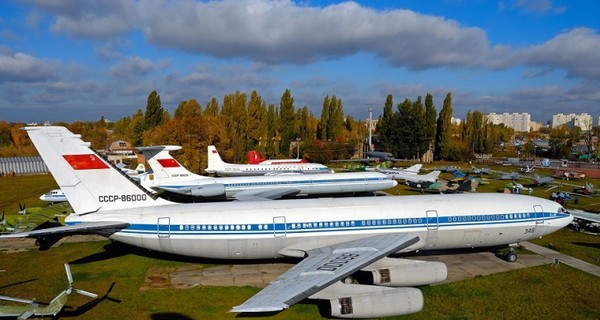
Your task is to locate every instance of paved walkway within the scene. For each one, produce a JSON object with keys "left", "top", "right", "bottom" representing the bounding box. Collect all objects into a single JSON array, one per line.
[{"left": 522, "top": 241, "right": 600, "bottom": 278}]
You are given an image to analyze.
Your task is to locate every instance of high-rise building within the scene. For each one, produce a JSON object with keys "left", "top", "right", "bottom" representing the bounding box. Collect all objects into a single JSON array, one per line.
[
  {"left": 486, "top": 113, "right": 531, "bottom": 132},
  {"left": 552, "top": 113, "right": 593, "bottom": 130}
]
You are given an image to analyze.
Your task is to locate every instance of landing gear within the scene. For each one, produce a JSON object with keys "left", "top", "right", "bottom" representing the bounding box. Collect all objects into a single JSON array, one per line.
[
  {"left": 496, "top": 245, "right": 518, "bottom": 262},
  {"left": 504, "top": 250, "right": 517, "bottom": 262}
]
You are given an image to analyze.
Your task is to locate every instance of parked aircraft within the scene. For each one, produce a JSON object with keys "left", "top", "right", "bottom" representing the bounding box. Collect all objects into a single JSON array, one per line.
[
  {"left": 525, "top": 174, "right": 555, "bottom": 187},
  {"left": 408, "top": 179, "right": 480, "bottom": 194},
  {"left": 137, "top": 146, "right": 397, "bottom": 200},
  {"left": 331, "top": 150, "right": 403, "bottom": 164},
  {"left": 471, "top": 166, "right": 492, "bottom": 175},
  {"left": 0, "top": 263, "right": 97, "bottom": 319},
  {"left": 572, "top": 182, "right": 598, "bottom": 196},
  {"left": 39, "top": 189, "right": 68, "bottom": 203},
  {"left": 205, "top": 146, "right": 332, "bottom": 176},
  {"left": 520, "top": 165, "right": 535, "bottom": 173},
  {"left": 377, "top": 167, "right": 440, "bottom": 184},
  {"left": 498, "top": 171, "right": 521, "bottom": 180},
  {"left": 1, "top": 126, "right": 573, "bottom": 319},
  {"left": 247, "top": 150, "right": 305, "bottom": 165},
  {"left": 569, "top": 209, "right": 600, "bottom": 232}
]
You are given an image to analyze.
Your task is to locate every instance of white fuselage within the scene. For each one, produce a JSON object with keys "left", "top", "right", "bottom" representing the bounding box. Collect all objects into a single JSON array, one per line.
[
  {"left": 66, "top": 193, "right": 572, "bottom": 260},
  {"left": 209, "top": 163, "right": 333, "bottom": 176},
  {"left": 147, "top": 172, "right": 397, "bottom": 197}
]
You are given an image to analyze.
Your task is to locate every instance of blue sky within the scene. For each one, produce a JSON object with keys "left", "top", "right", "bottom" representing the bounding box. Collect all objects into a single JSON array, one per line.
[{"left": 1, "top": 0, "right": 599, "bottom": 125}]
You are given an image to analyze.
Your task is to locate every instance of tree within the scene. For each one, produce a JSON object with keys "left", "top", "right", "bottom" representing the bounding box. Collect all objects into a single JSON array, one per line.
[
  {"left": 435, "top": 93, "right": 453, "bottom": 160},
  {"left": 279, "top": 89, "right": 296, "bottom": 156},
  {"left": 220, "top": 91, "right": 248, "bottom": 163},
  {"left": 265, "top": 103, "right": 279, "bottom": 158},
  {"left": 319, "top": 96, "right": 330, "bottom": 140},
  {"left": 247, "top": 90, "right": 267, "bottom": 152},
  {"left": 204, "top": 97, "right": 219, "bottom": 116},
  {"left": 424, "top": 93, "right": 437, "bottom": 156},
  {"left": 377, "top": 95, "right": 396, "bottom": 155},
  {"left": 174, "top": 99, "right": 202, "bottom": 119},
  {"left": 144, "top": 91, "right": 163, "bottom": 131}
]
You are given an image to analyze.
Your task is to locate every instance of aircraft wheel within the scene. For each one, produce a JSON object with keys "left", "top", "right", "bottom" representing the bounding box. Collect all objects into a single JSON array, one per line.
[{"left": 504, "top": 251, "right": 517, "bottom": 263}]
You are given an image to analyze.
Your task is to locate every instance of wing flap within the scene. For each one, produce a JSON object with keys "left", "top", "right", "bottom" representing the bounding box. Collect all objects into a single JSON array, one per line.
[
  {"left": 231, "top": 233, "right": 419, "bottom": 313},
  {"left": 0, "top": 221, "right": 130, "bottom": 238}
]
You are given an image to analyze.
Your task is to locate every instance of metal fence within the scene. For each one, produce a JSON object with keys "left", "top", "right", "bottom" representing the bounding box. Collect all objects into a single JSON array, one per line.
[{"left": 0, "top": 156, "right": 48, "bottom": 175}]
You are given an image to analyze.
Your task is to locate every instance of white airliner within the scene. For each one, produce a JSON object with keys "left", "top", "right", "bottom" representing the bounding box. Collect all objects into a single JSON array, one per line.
[
  {"left": 205, "top": 145, "right": 332, "bottom": 176},
  {"left": 137, "top": 146, "right": 397, "bottom": 200},
  {"left": 1, "top": 127, "right": 573, "bottom": 319}
]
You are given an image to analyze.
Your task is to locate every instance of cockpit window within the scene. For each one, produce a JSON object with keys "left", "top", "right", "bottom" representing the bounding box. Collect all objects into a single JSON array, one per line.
[{"left": 558, "top": 207, "right": 567, "bottom": 213}]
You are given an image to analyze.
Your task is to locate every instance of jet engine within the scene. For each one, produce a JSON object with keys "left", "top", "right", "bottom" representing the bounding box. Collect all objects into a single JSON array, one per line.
[
  {"left": 187, "top": 183, "right": 226, "bottom": 197},
  {"left": 322, "top": 286, "right": 423, "bottom": 318},
  {"left": 360, "top": 257, "right": 448, "bottom": 287}
]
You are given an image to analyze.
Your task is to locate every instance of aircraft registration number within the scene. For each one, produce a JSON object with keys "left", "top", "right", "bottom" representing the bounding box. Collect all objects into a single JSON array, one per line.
[
  {"left": 316, "top": 253, "right": 360, "bottom": 272},
  {"left": 99, "top": 194, "right": 147, "bottom": 202},
  {"left": 524, "top": 227, "right": 535, "bottom": 234}
]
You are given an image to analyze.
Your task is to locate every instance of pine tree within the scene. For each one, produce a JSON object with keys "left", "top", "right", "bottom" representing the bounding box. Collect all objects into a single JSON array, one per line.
[
  {"left": 319, "top": 96, "right": 330, "bottom": 140},
  {"left": 377, "top": 95, "right": 395, "bottom": 155},
  {"left": 424, "top": 93, "right": 437, "bottom": 156}
]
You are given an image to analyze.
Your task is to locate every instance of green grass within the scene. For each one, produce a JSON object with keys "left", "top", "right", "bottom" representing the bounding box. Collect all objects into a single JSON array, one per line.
[{"left": 1, "top": 172, "right": 600, "bottom": 319}]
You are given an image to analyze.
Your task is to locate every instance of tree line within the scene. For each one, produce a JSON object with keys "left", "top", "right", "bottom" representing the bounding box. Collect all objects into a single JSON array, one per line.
[{"left": 1, "top": 89, "right": 598, "bottom": 171}]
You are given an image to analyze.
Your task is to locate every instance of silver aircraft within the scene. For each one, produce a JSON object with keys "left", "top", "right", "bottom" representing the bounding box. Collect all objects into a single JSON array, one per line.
[
  {"left": 0, "top": 127, "right": 573, "bottom": 319},
  {"left": 137, "top": 146, "right": 397, "bottom": 200}
]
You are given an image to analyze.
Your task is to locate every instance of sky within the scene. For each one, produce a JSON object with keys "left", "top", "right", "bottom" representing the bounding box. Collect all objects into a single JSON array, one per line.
[{"left": 1, "top": 0, "right": 599, "bottom": 125}]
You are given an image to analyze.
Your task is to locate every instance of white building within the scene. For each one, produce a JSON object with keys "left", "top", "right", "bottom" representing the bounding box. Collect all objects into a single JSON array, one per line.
[
  {"left": 486, "top": 113, "right": 531, "bottom": 132},
  {"left": 552, "top": 113, "right": 593, "bottom": 130}
]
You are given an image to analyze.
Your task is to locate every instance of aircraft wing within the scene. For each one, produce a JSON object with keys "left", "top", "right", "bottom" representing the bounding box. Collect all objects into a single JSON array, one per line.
[
  {"left": 231, "top": 233, "right": 420, "bottom": 313},
  {"left": 570, "top": 209, "right": 600, "bottom": 224},
  {"left": 0, "top": 221, "right": 130, "bottom": 238},
  {"left": 233, "top": 189, "right": 301, "bottom": 201}
]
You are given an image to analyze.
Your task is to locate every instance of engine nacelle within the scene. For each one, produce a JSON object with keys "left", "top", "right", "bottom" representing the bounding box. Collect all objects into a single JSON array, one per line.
[
  {"left": 188, "top": 183, "right": 226, "bottom": 197},
  {"left": 326, "top": 287, "right": 423, "bottom": 318},
  {"left": 365, "top": 258, "right": 448, "bottom": 287}
]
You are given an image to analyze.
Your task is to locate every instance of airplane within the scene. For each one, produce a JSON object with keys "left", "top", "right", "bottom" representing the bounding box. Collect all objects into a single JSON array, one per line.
[
  {"left": 572, "top": 182, "right": 598, "bottom": 196},
  {"left": 137, "top": 146, "right": 397, "bottom": 200},
  {"left": 503, "top": 182, "right": 531, "bottom": 194},
  {"left": 471, "top": 166, "right": 492, "bottom": 175},
  {"left": 498, "top": 171, "right": 521, "bottom": 180},
  {"left": 247, "top": 150, "right": 305, "bottom": 165},
  {"left": 205, "top": 146, "right": 332, "bottom": 177},
  {"left": 408, "top": 179, "right": 480, "bottom": 194},
  {"left": 376, "top": 167, "right": 441, "bottom": 184},
  {"left": 520, "top": 165, "right": 535, "bottom": 173},
  {"left": 0, "top": 263, "right": 97, "bottom": 319},
  {"left": 524, "top": 174, "right": 555, "bottom": 187},
  {"left": 0, "top": 126, "right": 573, "bottom": 319},
  {"left": 568, "top": 209, "right": 600, "bottom": 233},
  {"left": 331, "top": 150, "right": 403, "bottom": 164},
  {"left": 39, "top": 189, "right": 68, "bottom": 203},
  {"left": 116, "top": 163, "right": 146, "bottom": 176}
]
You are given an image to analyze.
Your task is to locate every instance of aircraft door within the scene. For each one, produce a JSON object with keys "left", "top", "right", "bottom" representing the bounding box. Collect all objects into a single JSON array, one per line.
[
  {"left": 425, "top": 210, "right": 439, "bottom": 248},
  {"left": 157, "top": 217, "right": 170, "bottom": 238},
  {"left": 532, "top": 205, "right": 546, "bottom": 236},
  {"left": 273, "top": 216, "right": 286, "bottom": 238}
]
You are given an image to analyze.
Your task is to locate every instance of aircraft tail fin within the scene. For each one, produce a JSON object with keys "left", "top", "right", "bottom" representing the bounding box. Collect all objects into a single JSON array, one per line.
[
  {"left": 247, "top": 150, "right": 265, "bottom": 164},
  {"left": 134, "top": 163, "right": 146, "bottom": 173},
  {"left": 205, "top": 145, "right": 228, "bottom": 174},
  {"left": 24, "top": 126, "right": 169, "bottom": 214},
  {"left": 404, "top": 164, "right": 422, "bottom": 173},
  {"left": 425, "top": 170, "right": 441, "bottom": 181},
  {"left": 138, "top": 146, "right": 203, "bottom": 181}
]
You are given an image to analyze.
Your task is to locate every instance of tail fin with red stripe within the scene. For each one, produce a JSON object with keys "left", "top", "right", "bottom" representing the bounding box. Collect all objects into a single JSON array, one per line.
[{"left": 24, "top": 126, "right": 169, "bottom": 214}]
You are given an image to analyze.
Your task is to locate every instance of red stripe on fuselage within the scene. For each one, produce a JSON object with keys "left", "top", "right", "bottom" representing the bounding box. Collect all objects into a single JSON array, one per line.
[
  {"left": 157, "top": 159, "right": 180, "bottom": 168},
  {"left": 63, "top": 154, "right": 109, "bottom": 170}
]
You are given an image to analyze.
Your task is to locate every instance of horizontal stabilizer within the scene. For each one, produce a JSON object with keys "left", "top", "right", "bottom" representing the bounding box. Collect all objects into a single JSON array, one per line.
[{"left": 0, "top": 221, "right": 129, "bottom": 239}]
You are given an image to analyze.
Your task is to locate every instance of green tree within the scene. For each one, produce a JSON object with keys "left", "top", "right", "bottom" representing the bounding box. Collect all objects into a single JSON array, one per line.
[
  {"left": 247, "top": 90, "right": 267, "bottom": 152},
  {"left": 265, "top": 103, "right": 279, "bottom": 158},
  {"left": 424, "top": 93, "right": 437, "bottom": 156},
  {"left": 204, "top": 97, "right": 219, "bottom": 116},
  {"left": 174, "top": 99, "right": 202, "bottom": 119},
  {"left": 435, "top": 93, "right": 453, "bottom": 160},
  {"left": 279, "top": 89, "right": 296, "bottom": 156},
  {"left": 319, "top": 96, "right": 330, "bottom": 140},
  {"left": 377, "top": 95, "right": 396, "bottom": 155},
  {"left": 220, "top": 91, "right": 248, "bottom": 163}
]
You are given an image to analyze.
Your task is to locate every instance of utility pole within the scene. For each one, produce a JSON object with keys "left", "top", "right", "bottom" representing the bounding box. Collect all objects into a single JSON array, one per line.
[{"left": 368, "top": 107, "right": 373, "bottom": 152}]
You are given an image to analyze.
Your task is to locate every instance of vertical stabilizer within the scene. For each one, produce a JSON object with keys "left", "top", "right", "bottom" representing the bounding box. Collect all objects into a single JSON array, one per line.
[
  {"left": 138, "top": 146, "right": 202, "bottom": 180},
  {"left": 247, "top": 150, "right": 265, "bottom": 164},
  {"left": 205, "top": 145, "right": 228, "bottom": 174},
  {"left": 24, "top": 126, "right": 169, "bottom": 214}
]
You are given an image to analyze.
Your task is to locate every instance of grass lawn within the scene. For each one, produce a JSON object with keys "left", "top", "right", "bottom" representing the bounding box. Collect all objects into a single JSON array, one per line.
[{"left": 0, "top": 171, "right": 599, "bottom": 319}]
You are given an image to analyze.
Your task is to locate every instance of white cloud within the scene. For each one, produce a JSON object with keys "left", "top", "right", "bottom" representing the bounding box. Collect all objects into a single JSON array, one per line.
[
  {"left": 109, "top": 56, "right": 154, "bottom": 78},
  {"left": 0, "top": 50, "right": 57, "bottom": 82}
]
